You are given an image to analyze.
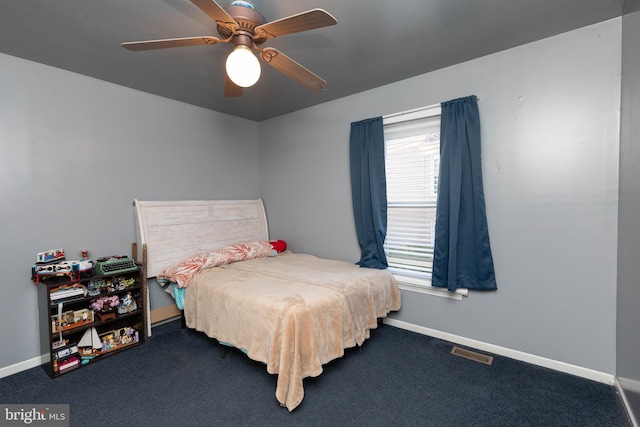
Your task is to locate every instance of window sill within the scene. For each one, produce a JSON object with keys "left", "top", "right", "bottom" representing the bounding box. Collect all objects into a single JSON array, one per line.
[{"left": 392, "top": 274, "right": 468, "bottom": 301}]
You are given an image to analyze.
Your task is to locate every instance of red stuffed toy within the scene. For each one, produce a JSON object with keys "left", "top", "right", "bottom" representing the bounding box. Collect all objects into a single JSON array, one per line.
[{"left": 270, "top": 240, "right": 287, "bottom": 253}]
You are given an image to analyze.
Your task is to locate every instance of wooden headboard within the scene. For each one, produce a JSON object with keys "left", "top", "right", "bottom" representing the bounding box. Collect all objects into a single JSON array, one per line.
[{"left": 133, "top": 199, "right": 269, "bottom": 278}]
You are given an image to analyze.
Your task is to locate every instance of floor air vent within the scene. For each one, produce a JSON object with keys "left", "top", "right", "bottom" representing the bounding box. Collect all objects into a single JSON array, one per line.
[{"left": 451, "top": 346, "right": 494, "bottom": 365}]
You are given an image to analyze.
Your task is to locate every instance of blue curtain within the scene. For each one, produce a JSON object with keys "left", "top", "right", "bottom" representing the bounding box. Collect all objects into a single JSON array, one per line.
[
  {"left": 349, "top": 117, "right": 388, "bottom": 269},
  {"left": 432, "top": 96, "right": 497, "bottom": 292}
]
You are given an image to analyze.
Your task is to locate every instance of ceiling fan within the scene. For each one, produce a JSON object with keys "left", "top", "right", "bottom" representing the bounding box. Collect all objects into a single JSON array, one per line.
[{"left": 122, "top": 0, "right": 337, "bottom": 97}]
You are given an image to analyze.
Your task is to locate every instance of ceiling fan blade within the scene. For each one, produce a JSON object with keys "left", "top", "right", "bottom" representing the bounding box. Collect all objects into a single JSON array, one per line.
[
  {"left": 254, "top": 9, "right": 336, "bottom": 40},
  {"left": 260, "top": 47, "right": 326, "bottom": 92},
  {"left": 190, "top": 0, "right": 239, "bottom": 33},
  {"left": 121, "top": 36, "right": 221, "bottom": 51},
  {"left": 224, "top": 75, "right": 243, "bottom": 97}
]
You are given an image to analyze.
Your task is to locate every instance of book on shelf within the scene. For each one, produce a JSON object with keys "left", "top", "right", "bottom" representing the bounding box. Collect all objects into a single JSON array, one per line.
[{"left": 58, "top": 356, "right": 79, "bottom": 371}]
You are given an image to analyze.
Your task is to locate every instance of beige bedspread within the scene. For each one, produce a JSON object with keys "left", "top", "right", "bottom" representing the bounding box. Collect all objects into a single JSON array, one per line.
[{"left": 183, "top": 252, "right": 401, "bottom": 411}]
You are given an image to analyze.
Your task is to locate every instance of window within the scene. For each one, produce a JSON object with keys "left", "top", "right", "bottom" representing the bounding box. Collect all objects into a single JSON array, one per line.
[{"left": 383, "top": 106, "right": 467, "bottom": 299}]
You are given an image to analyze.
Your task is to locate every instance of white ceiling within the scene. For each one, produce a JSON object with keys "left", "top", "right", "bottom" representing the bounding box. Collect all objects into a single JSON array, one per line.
[{"left": 0, "top": 0, "right": 633, "bottom": 121}]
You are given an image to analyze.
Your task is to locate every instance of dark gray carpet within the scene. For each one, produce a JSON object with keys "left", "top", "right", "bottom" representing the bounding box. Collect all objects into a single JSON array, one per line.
[{"left": 0, "top": 320, "right": 631, "bottom": 426}]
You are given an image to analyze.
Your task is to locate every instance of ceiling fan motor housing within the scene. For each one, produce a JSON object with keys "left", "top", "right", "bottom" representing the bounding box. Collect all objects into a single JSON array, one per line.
[{"left": 218, "top": 4, "right": 267, "bottom": 47}]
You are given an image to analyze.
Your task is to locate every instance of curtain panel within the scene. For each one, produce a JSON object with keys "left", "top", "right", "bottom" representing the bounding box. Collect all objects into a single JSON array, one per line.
[
  {"left": 432, "top": 96, "right": 497, "bottom": 292},
  {"left": 349, "top": 117, "right": 389, "bottom": 269}
]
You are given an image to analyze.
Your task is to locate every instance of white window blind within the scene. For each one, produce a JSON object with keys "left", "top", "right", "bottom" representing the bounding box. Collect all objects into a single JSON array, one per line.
[{"left": 384, "top": 109, "right": 441, "bottom": 280}]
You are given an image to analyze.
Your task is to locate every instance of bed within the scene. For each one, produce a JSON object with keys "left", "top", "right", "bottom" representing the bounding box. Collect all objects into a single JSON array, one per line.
[{"left": 134, "top": 199, "right": 401, "bottom": 411}]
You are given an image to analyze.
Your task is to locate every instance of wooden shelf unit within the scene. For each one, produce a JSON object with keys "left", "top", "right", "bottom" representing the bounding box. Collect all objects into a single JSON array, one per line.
[{"left": 35, "top": 244, "right": 148, "bottom": 378}]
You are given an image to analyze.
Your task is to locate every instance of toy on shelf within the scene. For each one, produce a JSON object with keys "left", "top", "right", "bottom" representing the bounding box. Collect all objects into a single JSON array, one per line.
[
  {"left": 117, "top": 292, "right": 138, "bottom": 314},
  {"left": 78, "top": 327, "right": 102, "bottom": 364},
  {"left": 51, "top": 309, "right": 94, "bottom": 333},
  {"left": 31, "top": 249, "right": 94, "bottom": 283},
  {"left": 99, "top": 327, "right": 139, "bottom": 354},
  {"left": 91, "top": 295, "right": 120, "bottom": 322}
]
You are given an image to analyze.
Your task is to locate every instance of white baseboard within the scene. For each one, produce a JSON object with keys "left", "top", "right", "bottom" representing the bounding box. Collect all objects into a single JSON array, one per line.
[
  {"left": 616, "top": 377, "right": 639, "bottom": 427},
  {"left": 383, "top": 318, "right": 615, "bottom": 385},
  {"left": 0, "top": 354, "right": 48, "bottom": 380},
  {"left": 619, "top": 377, "right": 640, "bottom": 394}
]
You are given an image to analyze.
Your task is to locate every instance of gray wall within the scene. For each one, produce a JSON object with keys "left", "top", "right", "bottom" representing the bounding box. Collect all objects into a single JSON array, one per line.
[
  {"left": 260, "top": 19, "right": 621, "bottom": 375},
  {"left": 617, "top": 6, "right": 640, "bottom": 422},
  {"left": 0, "top": 53, "right": 260, "bottom": 370}
]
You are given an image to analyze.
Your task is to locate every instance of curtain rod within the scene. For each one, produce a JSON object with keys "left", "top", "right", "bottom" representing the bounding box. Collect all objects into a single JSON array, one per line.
[
  {"left": 383, "top": 103, "right": 441, "bottom": 120},
  {"left": 383, "top": 97, "right": 480, "bottom": 120}
]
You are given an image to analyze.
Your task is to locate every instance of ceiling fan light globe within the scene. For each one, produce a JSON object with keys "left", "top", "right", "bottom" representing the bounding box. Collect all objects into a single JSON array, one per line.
[
  {"left": 230, "top": 0, "right": 254, "bottom": 9},
  {"left": 226, "top": 46, "right": 261, "bottom": 88}
]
